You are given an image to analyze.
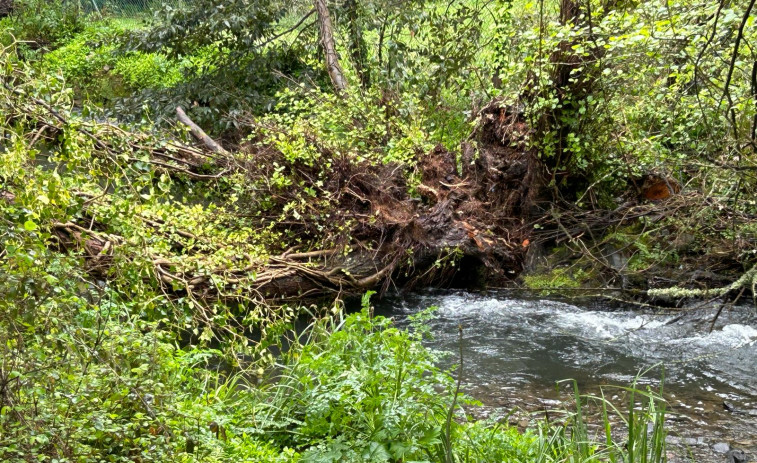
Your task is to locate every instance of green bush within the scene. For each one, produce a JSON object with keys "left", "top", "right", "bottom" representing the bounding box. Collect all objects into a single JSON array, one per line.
[
  {"left": 114, "top": 50, "right": 182, "bottom": 89},
  {"left": 40, "top": 31, "right": 119, "bottom": 96},
  {"left": 3, "top": 0, "right": 84, "bottom": 46},
  {"left": 267, "top": 298, "right": 458, "bottom": 461},
  {"left": 39, "top": 22, "right": 183, "bottom": 101}
]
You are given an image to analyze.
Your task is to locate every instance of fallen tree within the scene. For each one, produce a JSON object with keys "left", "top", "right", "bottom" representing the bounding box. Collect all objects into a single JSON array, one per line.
[
  {"left": 43, "top": 100, "right": 544, "bottom": 301},
  {"left": 0, "top": 0, "right": 601, "bottom": 303},
  {"left": 5, "top": 0, "right": 754, "bottom": 308}
]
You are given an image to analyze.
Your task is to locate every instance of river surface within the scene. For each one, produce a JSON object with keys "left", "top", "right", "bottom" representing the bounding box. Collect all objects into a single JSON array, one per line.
[{"left": 375, "top": 290, "right": 757, "bottom": 462}]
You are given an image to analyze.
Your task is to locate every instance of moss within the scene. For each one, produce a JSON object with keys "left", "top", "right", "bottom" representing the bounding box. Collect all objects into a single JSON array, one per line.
[
  {"left": 523, "top": 267, "right": 590, "bottom": 292},
  {"left": 648, "top": 264, "right": 757, "bottom": 299}
]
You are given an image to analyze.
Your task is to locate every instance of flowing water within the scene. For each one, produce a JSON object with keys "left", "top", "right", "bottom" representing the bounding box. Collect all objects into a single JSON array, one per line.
[{"left": 375, "top": 290, "right": 757, "bottom": 462}]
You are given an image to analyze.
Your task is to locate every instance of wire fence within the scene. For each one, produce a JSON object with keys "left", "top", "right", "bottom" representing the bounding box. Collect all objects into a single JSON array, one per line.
[{"left": 73, "top": 0, "right": 188, "bottom": 17}]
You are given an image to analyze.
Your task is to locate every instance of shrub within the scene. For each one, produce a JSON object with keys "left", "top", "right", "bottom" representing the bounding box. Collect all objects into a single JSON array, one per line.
[
  {"left": 260, "top": 297, "right": 459, "bottom": 461},
  {"left": 114, "top": 51, "right": 182, "bottom": 89},
  {"left": 4, "top": 0, "right": 84, "bottom": 47},
  {"left": 40, "top": 22, "right": 183, "bottom": 101},
  {"left": 40, "top": 31, "right": 119, "bottom": 97}
]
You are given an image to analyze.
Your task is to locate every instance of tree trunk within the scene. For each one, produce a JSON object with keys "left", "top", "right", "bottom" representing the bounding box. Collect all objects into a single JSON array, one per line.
[
  {"left": 176, "top": 107, "right": 228, "bottom": 155},
  {"left": 523, "top": 0, "right": 606, "bottom": 190},
  {"left": 314, "top": 0, "right": 348, "bottom": 93}
]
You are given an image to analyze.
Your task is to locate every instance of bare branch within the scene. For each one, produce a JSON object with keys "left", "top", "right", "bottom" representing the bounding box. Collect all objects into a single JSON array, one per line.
[{"left": 176, "top": 106, "right": 228, "bottom": 155}]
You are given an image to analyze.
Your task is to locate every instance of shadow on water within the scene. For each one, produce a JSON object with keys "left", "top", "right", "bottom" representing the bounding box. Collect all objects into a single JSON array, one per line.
[{"left": 374, "top": 289, "right": 757, "bottom": 462}]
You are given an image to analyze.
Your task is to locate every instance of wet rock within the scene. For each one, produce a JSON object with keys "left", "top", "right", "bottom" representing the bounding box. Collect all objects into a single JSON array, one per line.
[
  {"left": 713, "top": 442, "right": 730, "bottom": 454},
  {"left": 667, "top": 414, "right": 696, "bottom": 423},
  {"left": 671, "top": 233, "right": 695, "bottom": 251},
  {"left": 689, "top": 269, "right": 731, "bottom": 285},
  {"left": 602, "top": 243, "right": 628, "bottom": 271},
  {"left": 539, "top": 399, "right": 561, "bottom": 407},
  {"left": 667, "top": 436, "right": 703, "bottom": 446},
  {"left": 726, "top": 449, "right": 748, "bottom": 463}
]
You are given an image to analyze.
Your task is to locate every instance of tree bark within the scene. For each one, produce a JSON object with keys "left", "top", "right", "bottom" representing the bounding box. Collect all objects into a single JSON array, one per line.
[
  {"left": 314, "top": 0, "right": 348, "bottom": 93},
  {"left": 176, "top": 107, "right": 228, "bottom": 155}
]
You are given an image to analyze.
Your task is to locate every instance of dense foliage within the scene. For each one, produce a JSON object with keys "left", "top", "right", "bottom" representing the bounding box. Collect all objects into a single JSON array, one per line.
[
  {"left": 1, "top": 0, "right": 84, "bottom": 47},
  {"left": 2, "top": 0, "right": 757, "bottom": 460}
]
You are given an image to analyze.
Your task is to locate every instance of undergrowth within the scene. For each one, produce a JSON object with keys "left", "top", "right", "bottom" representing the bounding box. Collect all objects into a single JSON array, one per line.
[
  {"left": 37, "top": 20, "right": 184, "bottom": 102},
  {"left": 0, "top": 257, "right": 669, "bottom": 462}
]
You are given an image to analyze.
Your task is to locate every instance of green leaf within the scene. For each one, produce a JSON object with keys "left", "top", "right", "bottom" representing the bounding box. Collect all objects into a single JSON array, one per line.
[{"left": 361, "top": 442, "right": 391, "bottom": 461}]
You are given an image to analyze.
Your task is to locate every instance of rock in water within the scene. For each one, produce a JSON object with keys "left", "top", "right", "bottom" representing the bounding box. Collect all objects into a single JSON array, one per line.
[{"left": 726, "top": 449, "right": 748, "bottom": 463}]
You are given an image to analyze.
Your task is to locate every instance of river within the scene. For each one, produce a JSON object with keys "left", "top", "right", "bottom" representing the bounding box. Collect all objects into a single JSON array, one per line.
[{"left": 375, "top": 290, "right": 757, "bottom": 462}]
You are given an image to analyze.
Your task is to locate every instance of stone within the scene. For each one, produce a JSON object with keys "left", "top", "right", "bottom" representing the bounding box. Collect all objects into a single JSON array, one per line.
[
  {"left": 726, "top": 449, "right": 748, "bottom": 463},
  {"left": 539, "top": 399, "right": 561, "bottom": 407},
  {"left": 683, "top": 438, "right": 700, "bottom": 446},
  {"left": 602, "top": 243, "right": 629, "bottom": 270},
  {"left": 712, "top": 442, "right": 730, "bottom": 454},
  {"left": 668, "top": 437, "right": 700, "bottom": 446}
]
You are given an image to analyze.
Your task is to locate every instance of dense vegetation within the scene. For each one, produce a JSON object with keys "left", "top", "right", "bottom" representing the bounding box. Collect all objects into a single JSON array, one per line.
[{"left": 1, "top": 0, "right": 755, "bottom": 460}]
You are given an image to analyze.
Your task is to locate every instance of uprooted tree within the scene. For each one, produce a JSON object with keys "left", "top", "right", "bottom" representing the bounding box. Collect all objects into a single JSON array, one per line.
[
  {"left": 2, "top": 0, "right": 604, "bottom": 303},
  {"left": 4, "top": 0, "right": 757, "bottom": 308}
]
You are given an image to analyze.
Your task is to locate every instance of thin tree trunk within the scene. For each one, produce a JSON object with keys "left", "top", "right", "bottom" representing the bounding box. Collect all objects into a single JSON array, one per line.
[{"left": 314, "top": 0, "right": 348, "bottom": 93}]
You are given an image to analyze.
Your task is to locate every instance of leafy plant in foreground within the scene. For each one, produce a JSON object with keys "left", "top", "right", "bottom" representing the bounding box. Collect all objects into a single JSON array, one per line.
[{"left": 257, "top": 293, "right": 457, "bottom": 462}]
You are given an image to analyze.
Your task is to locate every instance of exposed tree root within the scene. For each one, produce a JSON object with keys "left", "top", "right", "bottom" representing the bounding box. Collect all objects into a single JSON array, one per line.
[
  {"left": 10, "top": 27, "right": 753, "bottom": 305},
  {"left": 38, "top": 97, "right": 546, "bottom": 302}
]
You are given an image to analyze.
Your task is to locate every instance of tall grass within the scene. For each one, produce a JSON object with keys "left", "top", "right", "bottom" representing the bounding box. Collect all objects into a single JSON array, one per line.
[{"left": 526, "top": 371, "right": 667, "bottom": 463}]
